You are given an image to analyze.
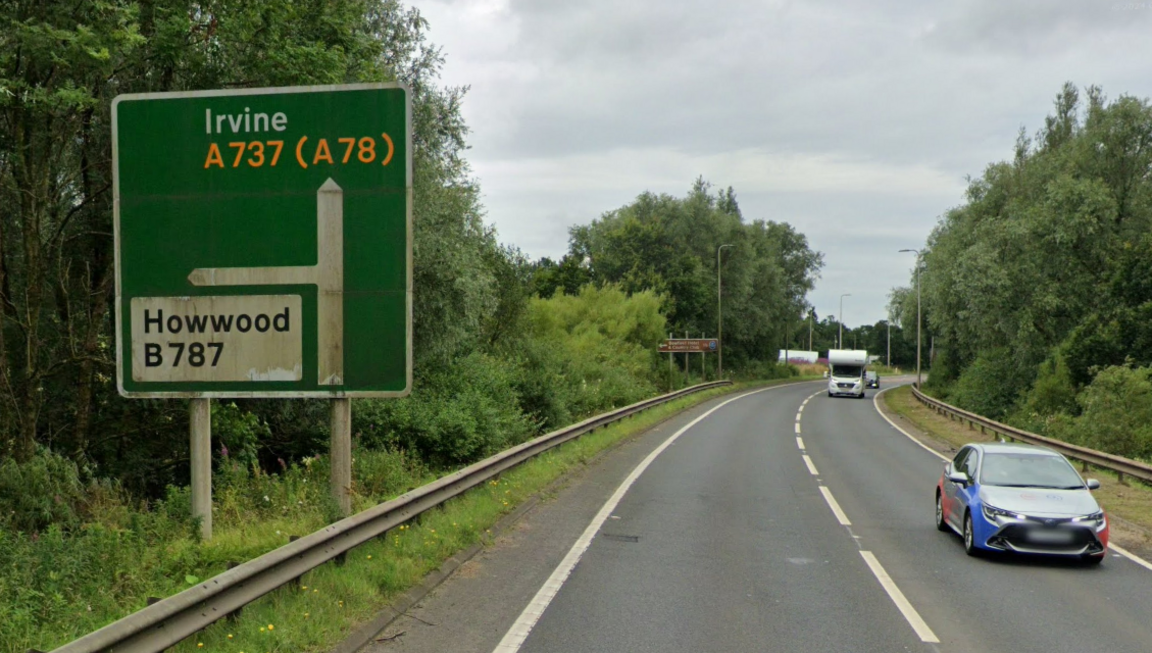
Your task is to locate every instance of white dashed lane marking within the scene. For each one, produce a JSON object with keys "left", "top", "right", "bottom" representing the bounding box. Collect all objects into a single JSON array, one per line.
[{"left": 802, "top": 455, "right": 819, "bottom": 476}]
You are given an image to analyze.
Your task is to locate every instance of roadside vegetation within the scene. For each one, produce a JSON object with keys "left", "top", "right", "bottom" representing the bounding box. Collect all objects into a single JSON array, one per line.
[
  {"left": 3, "top": 379, "right": 813, "bottom": 653},
  {"left": 0, "top": 2, "right": 823, "bottom": 651},
  {"left": 890, "top": 83, "right": 1152, "bottom": 463}
]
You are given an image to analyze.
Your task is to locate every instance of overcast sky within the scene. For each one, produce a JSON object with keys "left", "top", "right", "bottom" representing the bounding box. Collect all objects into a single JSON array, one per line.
[{"left": 416, "top": 0, "right": 1152, "bottom": 328}]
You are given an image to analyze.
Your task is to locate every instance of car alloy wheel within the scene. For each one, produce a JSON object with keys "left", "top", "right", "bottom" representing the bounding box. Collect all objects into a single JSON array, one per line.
[
  {"left": 935, "top": 494, "right": 949, "bottom": 532},
  {"left": 963, "top": 512, "right": 979, "bottom": 556}
]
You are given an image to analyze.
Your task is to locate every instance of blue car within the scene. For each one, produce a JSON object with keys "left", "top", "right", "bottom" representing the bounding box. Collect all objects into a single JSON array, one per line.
[{"left": 935, "top": 442, "right": 1109, "bottom": 563}]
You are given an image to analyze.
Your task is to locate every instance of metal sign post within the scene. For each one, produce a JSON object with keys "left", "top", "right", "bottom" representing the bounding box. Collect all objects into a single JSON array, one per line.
[{"left": 113, "top": 84, "right": 413, "bottom": 528}]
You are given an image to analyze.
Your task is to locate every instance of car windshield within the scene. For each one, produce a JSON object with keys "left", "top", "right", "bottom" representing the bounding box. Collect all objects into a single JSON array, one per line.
[
  {"left": 979, "top": 452, "right": 1084, "bottom": 489},
  {"left": 831, "top": 365, "right": 862, "bottom": 377}
]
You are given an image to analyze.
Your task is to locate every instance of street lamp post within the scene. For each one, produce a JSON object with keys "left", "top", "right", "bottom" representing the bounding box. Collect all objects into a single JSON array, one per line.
[
  {"left": 838, "top": 293, "right": 851, "bottom": 349},
  {"left": 899, "top": 248, "right": 922, "bottom": 388},
  {"left": 808, "top": 310, "right": 813, "bottom": 351},
  {"left": 717, "top": 244, "right": 734, "bottom": 378}
]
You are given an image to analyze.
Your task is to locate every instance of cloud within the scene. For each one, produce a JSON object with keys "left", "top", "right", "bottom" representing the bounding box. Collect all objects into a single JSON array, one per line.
[
  {"left": 419, "top": 0, "right": 1152, "bottom": 325},
  {"left": 477, "top": 147, "right": 962, "bottom": 198},
  {"left": 923, "top": 0, "right": 1152, "bottom": 56}
]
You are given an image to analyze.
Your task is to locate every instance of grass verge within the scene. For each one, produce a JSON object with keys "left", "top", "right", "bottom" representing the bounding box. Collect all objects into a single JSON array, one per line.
[
  {"left": 883, "top": 385, "right": 1152, "bottom": 555},
  {"left": 28, "top": 376, "right": 815, "bottom": 653}
]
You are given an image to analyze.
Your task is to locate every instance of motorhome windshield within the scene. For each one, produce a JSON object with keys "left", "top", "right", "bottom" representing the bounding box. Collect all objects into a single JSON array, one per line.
[{"left": 831, "top": 364, "right": 863, "bottom": 378}]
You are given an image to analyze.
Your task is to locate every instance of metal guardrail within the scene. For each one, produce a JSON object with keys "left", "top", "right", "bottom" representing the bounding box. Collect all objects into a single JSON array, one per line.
[
  {"left": 911, "top": 385, "right": 1152, "bottom": 485},
  {"left": 51, "top": 380, "right": 733, "bottom": 653}
]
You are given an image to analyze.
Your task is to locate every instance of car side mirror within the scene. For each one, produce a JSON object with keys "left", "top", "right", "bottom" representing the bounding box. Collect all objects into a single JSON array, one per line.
[
  {"left": 947, "top": 472, "right": 969, "bottom": 487},
  {"left": 1086, "top": 478, "right": 1100, "bottom": 490}
]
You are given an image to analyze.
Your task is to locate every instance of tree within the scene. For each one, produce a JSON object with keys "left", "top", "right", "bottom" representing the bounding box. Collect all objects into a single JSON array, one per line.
[
  {"left": 899, "top": 82, "right": 1152, "bottom": 418},
  {"left": 568, "top": 180, "right": 822, "bottom": 367},
  {"left": 0, "top": 0, "right": 527, "bottom": 495}
]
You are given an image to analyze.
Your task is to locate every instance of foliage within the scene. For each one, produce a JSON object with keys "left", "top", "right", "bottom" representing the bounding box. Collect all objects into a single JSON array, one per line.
[
  {"left": 522, "top": 285, "right": 664, "bottom": 419},
  {"left": 1055, "top": 366, "right": 1152, "bottom": 461},
  {"left": 946, "top": 348, "right": 1035, "bottom": 420},
  {"left": 561, "top": 178, "right": 823, "bottom": 369},
  {"left": 354, "top": 352, "right": 533, "bottom": 467},
  {"left": 1010, "top": 350, "right": 1078, "bottom": 432},
  {"left": 897, "top": 83, "right": 1152, "bottom": 448},
  {"left": 0, "top": 450, "right": 86, "bottom": 533}
]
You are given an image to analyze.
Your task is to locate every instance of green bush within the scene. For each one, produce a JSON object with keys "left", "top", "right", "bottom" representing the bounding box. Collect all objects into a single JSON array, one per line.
[
  {"left": 355, "top": 352, "right": 534, "bottom": 467},
  {"left": 0, "top": 450, "right": 86, "bottom": 533},
  {"left": 523, "top": 284, "right": 663, "bottom": 417},
  {"left": 946, "top": 347, "right": 1034, "bottom": 420},
  {"left": 1065, "top": 365, "right": 1152, "bottom": 460},
  {"left": 1009, "top": 350, "right": 1078, "bottom": 432}
]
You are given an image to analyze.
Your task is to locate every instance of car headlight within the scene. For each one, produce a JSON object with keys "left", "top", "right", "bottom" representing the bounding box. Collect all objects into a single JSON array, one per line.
[
  {"left": 982, "top": 504, "right": 1025, "bottom": 522},
  {"left": 1073, "top": 511, "right": 1107, "bottom": 532}
]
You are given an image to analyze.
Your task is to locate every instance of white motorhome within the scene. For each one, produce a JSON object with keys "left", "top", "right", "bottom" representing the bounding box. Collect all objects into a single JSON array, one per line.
[{"left": 827, "top": 349, "right": 868, "bottom": 398}]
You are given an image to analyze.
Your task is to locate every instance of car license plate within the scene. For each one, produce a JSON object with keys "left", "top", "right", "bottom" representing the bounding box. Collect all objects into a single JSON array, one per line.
[{"left": 1027, "top": 529, "right": 1073, "bottom": 544}]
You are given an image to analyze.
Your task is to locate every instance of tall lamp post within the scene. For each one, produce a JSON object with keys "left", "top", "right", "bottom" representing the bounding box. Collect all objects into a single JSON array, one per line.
[
  {"left": 808, "top": 309, "right": 813, "bottom": 351},
  {"left": 899, "top": 248, "right": 922, "bottom": 388},
  {"left": 838, "top": 293, "right": 851, "bottom": 349},
  {"left": 717, "top": 244, "right": 734, "bottom": 378}
]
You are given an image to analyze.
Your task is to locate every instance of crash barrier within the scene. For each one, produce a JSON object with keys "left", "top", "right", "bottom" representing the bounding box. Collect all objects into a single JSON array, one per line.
[
  {"left": 911, "top": 385, "right": 1152, "bottom": 485},
  {"left": 49, "top": 380, "right": 732, "bottom": 653}
]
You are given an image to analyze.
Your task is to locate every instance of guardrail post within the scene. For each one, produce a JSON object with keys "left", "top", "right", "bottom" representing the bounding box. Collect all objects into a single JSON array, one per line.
[
  {"left": 1119, "top": 471, "right": 1127, "bottom": 486},
  {"left": 289, "top": 535, "right": 304, "bottom": 587},
  {"left": 146, "top": 598, "right": 169, "bottom": 652},
  {"left": 225, "top": 562, "right": 243, "bottom": 620}
]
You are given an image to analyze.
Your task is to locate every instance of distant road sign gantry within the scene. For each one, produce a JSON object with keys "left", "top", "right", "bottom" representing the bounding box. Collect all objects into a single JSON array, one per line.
[{"left": 113, "top": 83, "right": 412, "bottom": 397}]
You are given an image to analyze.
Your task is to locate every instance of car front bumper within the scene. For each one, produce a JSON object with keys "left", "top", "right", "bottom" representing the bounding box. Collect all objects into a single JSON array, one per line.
[
  {"left": 976, "top": 514, "right": 1107, "bottom": 556},
  {"left": 828, "top": 382, "right": 863, "bottom": 396}
]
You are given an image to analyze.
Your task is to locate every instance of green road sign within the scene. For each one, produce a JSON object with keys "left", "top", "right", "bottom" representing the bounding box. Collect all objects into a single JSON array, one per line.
[{"left": 113, "top": 83, "right": 411, "bottom": 398}]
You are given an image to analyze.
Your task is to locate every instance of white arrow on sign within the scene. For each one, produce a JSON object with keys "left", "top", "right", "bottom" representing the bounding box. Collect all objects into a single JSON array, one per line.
[{"left": 188, "top": 178, "right": 344, "bottom": 386}]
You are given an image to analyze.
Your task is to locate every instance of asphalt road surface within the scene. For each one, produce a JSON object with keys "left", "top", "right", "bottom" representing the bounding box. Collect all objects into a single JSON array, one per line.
[{"left": 367, "top": 380, "right": 1152, "bottom": 653}]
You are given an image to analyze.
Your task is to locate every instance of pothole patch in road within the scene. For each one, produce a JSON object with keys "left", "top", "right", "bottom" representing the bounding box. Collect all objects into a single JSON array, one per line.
[
  {"left": 786, "top": 557, "right": 816, "bottom": 565},
  {"left": 601, "top": 533, "right": 640, "bottom": 543}
]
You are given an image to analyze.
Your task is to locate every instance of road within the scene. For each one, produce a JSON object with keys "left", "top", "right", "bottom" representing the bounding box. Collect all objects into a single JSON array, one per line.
[{"left": 366, "top": 380, "right": 1152, "bottom": 653}]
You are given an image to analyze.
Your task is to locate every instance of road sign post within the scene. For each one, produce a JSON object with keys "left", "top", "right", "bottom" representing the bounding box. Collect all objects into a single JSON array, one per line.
[
  {"left": 114, "top": 84, "right": 412, "bottom": 528},
  {"left": 190, "top": 398, "right": 211, "bottom": 539}
]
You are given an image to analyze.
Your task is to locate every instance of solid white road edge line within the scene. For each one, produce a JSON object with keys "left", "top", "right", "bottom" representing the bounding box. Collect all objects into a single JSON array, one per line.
[
  {"left": 819, "top": 486, "right": 851, "bottom": 526},
  {"left": 859, "top": 551, "right": 940, "bottom": 643},
  {"left": 490, "top": 383, "right": 788, "bottom": 653},
  {"left": 1110, "top": 544, "right": 1152, "bottom": 572},
  {"left": 872, "top": 386, "right": 948, "bottom": 462},
  {"left": 802, "top": 455, "right": 819, "bottom": 476},
  {"left": 873, "top": 385, "right": 1152, "bottom": 573},
  {"left": 796, "top": 436, "right": 805, "bottom": 450}
]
